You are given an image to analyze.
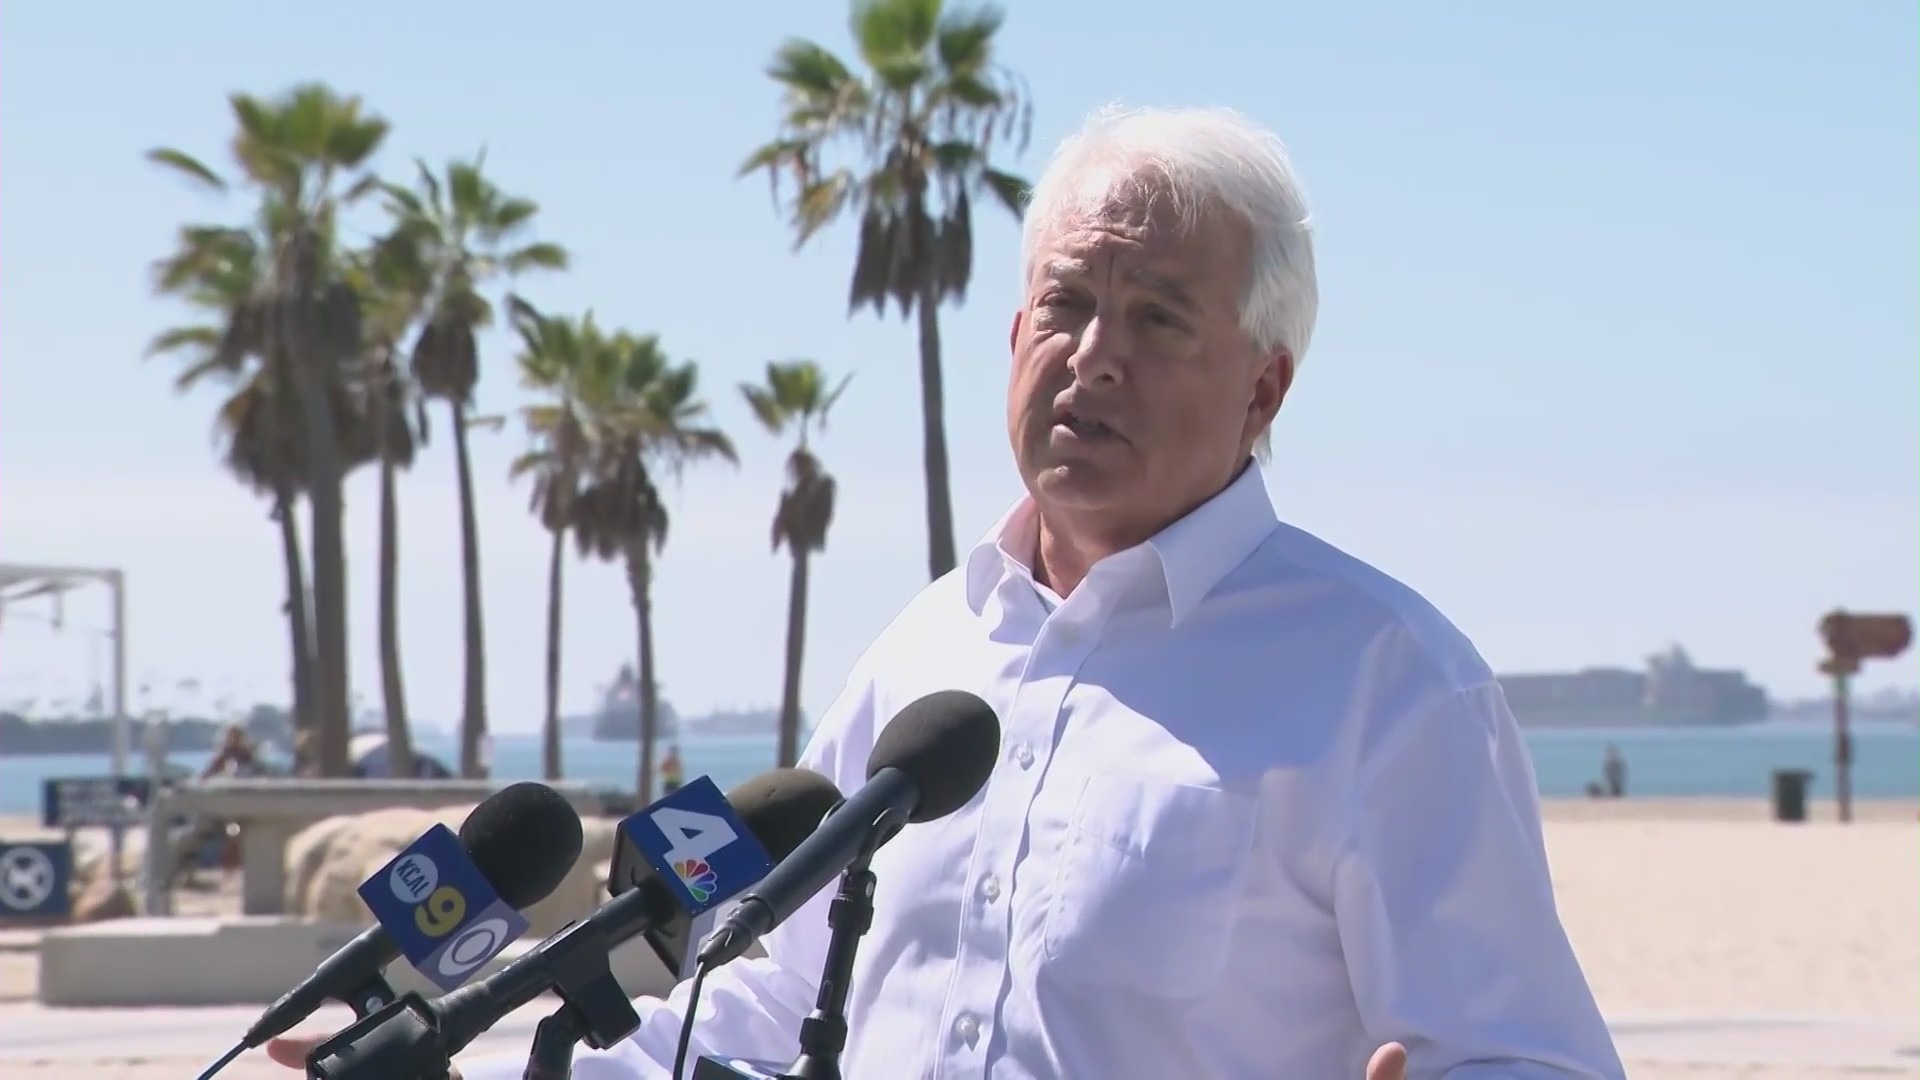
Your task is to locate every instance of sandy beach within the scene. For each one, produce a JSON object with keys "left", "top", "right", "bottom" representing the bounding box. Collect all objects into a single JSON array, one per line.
[{"left": 1, "top": 796, "right": 1914, "bottom": 1078}]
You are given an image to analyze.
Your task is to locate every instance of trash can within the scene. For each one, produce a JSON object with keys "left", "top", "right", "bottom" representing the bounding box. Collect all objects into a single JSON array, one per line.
[{"left": 1771, "top": 769, "right": 1814, "bottom": 823}]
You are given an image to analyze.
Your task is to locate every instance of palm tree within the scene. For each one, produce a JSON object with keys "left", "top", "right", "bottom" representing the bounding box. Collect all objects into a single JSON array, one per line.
[
  {"left": 146, "top": 225, "right": 387, "bottom": 775},
  {"left": 508, "top": 299, "right": 597, "bottom": 781},
  {"left": 572, "top": 333, "right": 736, "bottom": 801},
  {"left": 348, "top": 240, "right": 431, "bottom": 778},
  {"left": 146, "top": 222, "right": 318, "bottom": 749},
  {"left": 740, "top": 361, "right": 851, "bottom": 767},
  {"left": 381, "top": 154, "right": 568, "bottom": 778},
  {"left": 742, "top": 0, "right": 1031, "bottom": 581},
  {"left": 146, "top": 224, "right": 322, "bottom": 758},
  {"left": 148, "top": 82, "right": 391, "bottom": 777}
]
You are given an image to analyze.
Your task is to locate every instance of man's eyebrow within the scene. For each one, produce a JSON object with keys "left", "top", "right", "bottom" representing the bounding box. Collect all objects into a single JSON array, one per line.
[
  {"left": 1040, "top": 260, "right": 1200, "bottom": 311},
  {"left": 1125, "top": 267, "right": 1199, "bottom": 310}
]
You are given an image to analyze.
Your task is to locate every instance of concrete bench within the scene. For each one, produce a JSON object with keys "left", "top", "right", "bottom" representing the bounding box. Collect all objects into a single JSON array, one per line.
[
  {"left": 36, "top": 915, "right": 688, "bottom": 1008},
  {"left": 142, "top": 780, "right": 613, "bottom": 917}
]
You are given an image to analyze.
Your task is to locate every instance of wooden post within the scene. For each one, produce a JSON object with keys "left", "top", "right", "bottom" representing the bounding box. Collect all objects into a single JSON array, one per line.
[
  {"left": 1817, "top": 610, "right": 1912, "bottom": 825},
  {"left": 1830, "top": 665, "right": 1853, "bottom": 824}
]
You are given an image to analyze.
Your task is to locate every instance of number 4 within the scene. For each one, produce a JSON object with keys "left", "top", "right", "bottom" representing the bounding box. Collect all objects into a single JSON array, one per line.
[{"left": 652, "top": 808, "right": 738, "bottom": 865}]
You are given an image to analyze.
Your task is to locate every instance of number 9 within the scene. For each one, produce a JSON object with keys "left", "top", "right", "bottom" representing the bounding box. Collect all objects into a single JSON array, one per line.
[{"left": 414, "top": 885, "right": 467, "bottom": 937}]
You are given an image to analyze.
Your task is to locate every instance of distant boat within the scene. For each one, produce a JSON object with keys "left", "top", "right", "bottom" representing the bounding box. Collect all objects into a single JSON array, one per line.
[
  {"left": 1498, "top": 644, "right": 1770, "bottom": 728},
  {"left": 575, "top": 664, "right": 801, "bottom": 742},
  {"left": 587, "top": 664, "right": 680, "bottom": 741},
  {"left": 348, "top": 732, "right": 455, "bottom": 778}
]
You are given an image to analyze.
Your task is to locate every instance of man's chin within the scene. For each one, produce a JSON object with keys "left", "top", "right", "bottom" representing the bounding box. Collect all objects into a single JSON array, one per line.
[{"left": 1031, "top": 460, "right": 1130, "bottom": 507}]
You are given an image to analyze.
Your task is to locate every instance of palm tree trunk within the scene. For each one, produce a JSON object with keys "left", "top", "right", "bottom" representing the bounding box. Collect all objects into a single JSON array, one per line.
[
  {"left": 303, "top": 423, "right": 352, "bottom": 776},
  {"left": 273, "top": 492, "right": 315, "bottom": 766},
  {"left": 378, "top": 455, "right": 415, "bottom": 777},
  {"left": 541, "top": 527, "right": 566, "bottom": 781},
  {"left": 276, "top": 269, "right": 351, "bottom": 778},
  {"left": 625, "top": 541, "right": 659, "bottom": 804},
  {"left": 914, "top": 255, "right": 958, "bottom": 581},
  {"left": 451, "top": 403, "right": 489, "bottom": 778},
  {"left": 777, "top": 549, "right": 810, "bottom": 768}
]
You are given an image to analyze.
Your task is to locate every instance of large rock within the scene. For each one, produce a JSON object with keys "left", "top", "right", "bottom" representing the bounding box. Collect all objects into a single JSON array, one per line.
[
  {"left": 72, "top": 829, "right": 147, "bottom": 894},
  {"left": 70, "top": 878, "right": 138, "bottom": 923},
  {"left": 286, "top": 806, "right": 620, "bottom": 936},
  {"left": 283, "top": 813, "right": 367, "bottom": 910}
]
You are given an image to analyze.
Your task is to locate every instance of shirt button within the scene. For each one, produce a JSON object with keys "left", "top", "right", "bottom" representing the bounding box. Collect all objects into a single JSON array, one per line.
[
  {"left": 1012, "top": 743, "right": 1035, "bottom": 769},
  {"left": 954, "top": 1013, "right": 981, "bottom": 1043},
  {"left": 979, "top": 874, "right": 1002, "bottom": 902}
]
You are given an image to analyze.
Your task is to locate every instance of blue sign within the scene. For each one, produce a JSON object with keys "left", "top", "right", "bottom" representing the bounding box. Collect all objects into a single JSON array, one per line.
[
  {"left": 41, "top": 777, "right": 151, "bottom": 829},
  {"left": 620, "top": 775, "right": 773, "bottom": 916},
  {"left": 0, "top": 840, "right": 72, "bottom": 920},
  {"left": 356, "top": 824, "right": 529, "bottom": 992}
]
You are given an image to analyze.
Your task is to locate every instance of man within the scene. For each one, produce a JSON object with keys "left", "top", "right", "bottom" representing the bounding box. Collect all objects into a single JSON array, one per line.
[{"left": 270, "top": 104, "right": 1624, "bottom": 1079}]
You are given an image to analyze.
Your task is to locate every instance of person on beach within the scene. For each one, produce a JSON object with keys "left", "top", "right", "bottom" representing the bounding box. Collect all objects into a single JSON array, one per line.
[
  {"left": 270, "top": 104, "right": 1623, "bottom": 1079},
  {"left": 195, "top": 724, "right": 265, "bottom": 872},
  {"left": 1603, "top": 743, "right": 1628, "bottom": 797},
  {"left": 660, "top": 743, "right": 685, "bottom": 795}
]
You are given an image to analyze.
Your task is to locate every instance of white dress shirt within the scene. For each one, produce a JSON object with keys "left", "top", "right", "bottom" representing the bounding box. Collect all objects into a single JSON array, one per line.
[{"left": 464, "top": 463, "right": 1624, "bottom": 1080}]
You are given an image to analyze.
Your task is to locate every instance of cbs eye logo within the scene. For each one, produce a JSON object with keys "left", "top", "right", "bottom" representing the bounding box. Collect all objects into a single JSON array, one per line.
[{"left": 389, "top": 852, "right": 512, "bottom": 979}]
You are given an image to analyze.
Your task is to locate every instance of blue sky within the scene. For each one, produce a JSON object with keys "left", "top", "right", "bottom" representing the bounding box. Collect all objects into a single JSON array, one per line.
[{"left": 2, "top": 1, "right": 1915, "bottom": 730}]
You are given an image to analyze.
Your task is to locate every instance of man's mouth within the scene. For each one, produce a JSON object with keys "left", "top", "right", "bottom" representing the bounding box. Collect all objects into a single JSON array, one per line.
[{"left": 1054, "top": 410, "right": 1120, "bottom": 440}]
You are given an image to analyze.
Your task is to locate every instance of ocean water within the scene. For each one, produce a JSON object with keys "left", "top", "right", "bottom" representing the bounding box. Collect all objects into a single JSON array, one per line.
[{"left": 0, "top": 722, "right": 1914, "bottom": 818}]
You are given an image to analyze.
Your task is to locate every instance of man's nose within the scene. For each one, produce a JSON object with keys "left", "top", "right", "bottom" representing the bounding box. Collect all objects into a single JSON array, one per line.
[{"left": 1067, "top": 313, "right": 1125, "bottom": 387}]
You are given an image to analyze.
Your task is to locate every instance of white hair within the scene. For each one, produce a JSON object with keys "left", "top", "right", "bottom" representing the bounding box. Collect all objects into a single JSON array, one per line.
[{"left": 1020, "top": 105, "right": 1319, "bottom": 455}]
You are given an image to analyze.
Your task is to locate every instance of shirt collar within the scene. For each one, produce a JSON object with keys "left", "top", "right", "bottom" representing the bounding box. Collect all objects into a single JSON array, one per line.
[{"left": 964, "top": 460, "right": 1280, "bottom": 628}]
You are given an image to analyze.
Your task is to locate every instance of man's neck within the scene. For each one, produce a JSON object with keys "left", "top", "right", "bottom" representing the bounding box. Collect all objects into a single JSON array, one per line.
[
  {"left": 1032, "top": 519, "right": 1105, "bottom": 598},
  {"left": 1031, "top": 458, "right": 1258, "bottom": 598}
]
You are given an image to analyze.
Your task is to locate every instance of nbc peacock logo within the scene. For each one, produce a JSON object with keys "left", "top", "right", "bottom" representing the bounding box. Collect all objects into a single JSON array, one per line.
[{"left": 674, "top": 858, "right": 719, "bottom": 902}]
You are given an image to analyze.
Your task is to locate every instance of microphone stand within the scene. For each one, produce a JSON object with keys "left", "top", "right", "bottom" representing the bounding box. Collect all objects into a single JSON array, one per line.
[
  {"left": 521, "top": 1003, "right": 589, "bottom": 1080},
  {"left": 776, "top": 810, "right": 895, "bottom": 1080},
  {"left": 307, "top": 903, "right": 646, "bottom": 1080},
  {"left": 508, "top": 933, "right": 641, "bottom": 1080},
  {"left": 692, "top": 806, "right": 900, "bottom": 1080}
]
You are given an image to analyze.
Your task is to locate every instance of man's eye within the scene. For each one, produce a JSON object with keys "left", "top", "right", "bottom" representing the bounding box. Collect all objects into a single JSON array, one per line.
[{"left": 1141, "top": 305, "right": 1184, "bottom": 329}]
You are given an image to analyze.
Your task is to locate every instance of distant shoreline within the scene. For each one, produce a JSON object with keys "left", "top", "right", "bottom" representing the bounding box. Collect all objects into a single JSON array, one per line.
[
  {"left": 0, "top": 722, "right": 791, "bottom": 756},
  {"left": 0, "top": 711, "right": 1908, "bottom": 757}
]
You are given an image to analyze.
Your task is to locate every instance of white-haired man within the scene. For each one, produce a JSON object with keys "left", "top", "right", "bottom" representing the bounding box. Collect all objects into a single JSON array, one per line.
[{"left": 272, "top": 105, "right": 1624, "bottom": 1079}]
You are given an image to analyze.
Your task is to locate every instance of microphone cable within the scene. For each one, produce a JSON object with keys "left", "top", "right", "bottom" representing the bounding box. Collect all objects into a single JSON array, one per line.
[
  {"left": 194, "top": 1040, "right": 246, "bottom": 1080},
  {"left": 669, "top": 962, "right": 716, "bottom": 1080}
]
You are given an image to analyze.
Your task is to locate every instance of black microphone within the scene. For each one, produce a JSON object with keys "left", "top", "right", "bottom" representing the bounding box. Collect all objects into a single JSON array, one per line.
[
  {"left": 303, "top": 768, "right": 845, "bottom": 1080},
  {"left": 696, "top": 690, "right": 1001, "bottom": 970},
  {"left": 242, "top": 782, "right": 585, "bottom": 1048}
]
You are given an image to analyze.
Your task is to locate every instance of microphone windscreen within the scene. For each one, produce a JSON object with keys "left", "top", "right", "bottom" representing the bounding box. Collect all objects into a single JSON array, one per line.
[
  {"left": 456, "top": 781, "right": 585, "bottom": 910},
  {"left": 727, "top": 768, "right": 846, "bottom": 860},
  {"left": 868, "top": 690, "right": 1002, "bottom": 822}
]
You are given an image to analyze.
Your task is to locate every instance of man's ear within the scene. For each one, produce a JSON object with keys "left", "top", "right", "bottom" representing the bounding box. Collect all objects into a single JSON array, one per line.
[
  {"left": 1009, "top": 310, "right": 1024, "bottom": 356},
  {"left": 1248, "top": 349, "right": 1293, "bottom": 434}
]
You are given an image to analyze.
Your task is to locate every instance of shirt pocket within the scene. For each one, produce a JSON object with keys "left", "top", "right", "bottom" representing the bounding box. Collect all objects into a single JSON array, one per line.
[{"left": 1040, "top": 774, "right": 1259, "bottom": 1000}]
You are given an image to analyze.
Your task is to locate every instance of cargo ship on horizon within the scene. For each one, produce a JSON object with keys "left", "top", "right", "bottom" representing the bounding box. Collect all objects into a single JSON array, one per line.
[{"left": 1498, "top": 644, "right": 1770, "bottom": 728}]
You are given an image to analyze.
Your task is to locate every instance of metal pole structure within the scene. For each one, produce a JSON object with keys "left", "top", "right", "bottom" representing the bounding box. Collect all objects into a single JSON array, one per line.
[
  {"left": 1831, "top": 667, "right": 1853, "bottom": 824},
  {"left": 110, "top": 570, "right": 129, "bottom": 777},
  {"left": 109, "top": 569, "right": 130, "bottom": 890}
]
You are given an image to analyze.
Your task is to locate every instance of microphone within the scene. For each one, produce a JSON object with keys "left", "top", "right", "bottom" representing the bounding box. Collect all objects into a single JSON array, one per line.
[
  {"left": 696, "top": 690, "right": 1001, "bottom": 971},
  {"left": 607, "top": 768, "right": 841, "bottom": 981},
  {"left": 243, "top": 782, "right": 584, "bottom": 1047},
  {"left": 302, "top": 768, "right": 844, "bottom": 1080}
]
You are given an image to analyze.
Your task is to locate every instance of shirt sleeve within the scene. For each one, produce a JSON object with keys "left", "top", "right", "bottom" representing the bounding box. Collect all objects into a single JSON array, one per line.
[
  {"left": 1332, "top": 681, "right": 1626, "bottom": 1080},
  {"left": 457, "top": 670, "right": 882, "bottom": 1080}
]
